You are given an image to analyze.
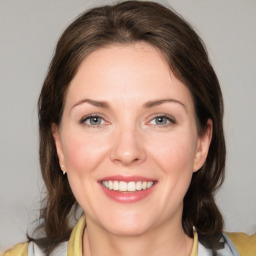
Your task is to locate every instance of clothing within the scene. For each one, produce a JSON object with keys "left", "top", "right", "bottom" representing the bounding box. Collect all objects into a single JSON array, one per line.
[{"left": 3, "top": 215, "right": 256, "bottom": 256}]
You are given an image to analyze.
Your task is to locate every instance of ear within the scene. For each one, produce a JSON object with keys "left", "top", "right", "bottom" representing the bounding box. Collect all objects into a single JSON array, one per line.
[
  {"left": 193, "top": 119, "right": 213, "bottom": 172},
  {"left": 51, "top": 123, "right": 66, "bottom": 169}
]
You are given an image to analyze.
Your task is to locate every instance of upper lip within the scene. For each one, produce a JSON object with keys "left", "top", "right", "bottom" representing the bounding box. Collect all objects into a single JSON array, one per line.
[{"left": 99, "top": 175, "right": 157, "bottom": 182}]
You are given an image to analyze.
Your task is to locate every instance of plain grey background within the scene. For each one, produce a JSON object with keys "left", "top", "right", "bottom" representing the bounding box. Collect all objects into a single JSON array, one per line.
[{"left": 0, "top": 0, "right": 255, "bottom": 251}]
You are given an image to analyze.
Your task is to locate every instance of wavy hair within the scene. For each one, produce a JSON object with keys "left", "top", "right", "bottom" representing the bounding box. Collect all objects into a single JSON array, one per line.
[{"left": 33, "top": 1, "right": 225, "bottom": 254}]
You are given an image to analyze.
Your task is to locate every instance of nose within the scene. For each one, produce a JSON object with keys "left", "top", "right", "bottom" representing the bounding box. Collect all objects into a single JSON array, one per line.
[{"left": 110, "top": 127, "right": 146, "bottom": 166}]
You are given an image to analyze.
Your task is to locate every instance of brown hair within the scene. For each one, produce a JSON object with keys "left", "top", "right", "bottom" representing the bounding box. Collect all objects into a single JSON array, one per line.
[{"left": 33, "top": 1, "right": 225, "bottom": 254}]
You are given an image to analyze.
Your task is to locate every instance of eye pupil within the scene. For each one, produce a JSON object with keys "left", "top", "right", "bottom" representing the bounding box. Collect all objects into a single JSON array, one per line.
[
  {"left": 157, "top": 117, "right": 163, "bottom": 122},
  {"left": 90, "top": 117, "right": 101, "bottom": 125},
  {"left": 156, "top": 116, "right": 167, "bottom": 125}
]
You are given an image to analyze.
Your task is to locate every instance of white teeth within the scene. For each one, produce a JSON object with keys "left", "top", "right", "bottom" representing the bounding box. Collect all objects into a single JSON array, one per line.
[
  {"left": 102, "top": 180, "right": 154, "bottom": 191},
  {"left": 127, "top": 182, "right": 136, "bottom": 192},
  {"left": 113, "top": 181, "right": 119, "bottom": 191},
  {"left": 147, "top": 181, "right": 153, "bottom": 188},
  {"left": 109, "top": 181, "right": 113, "bottom": 190},
  {"left": 136, "top": 181, "right": 142, "bottom": 191},
  {"left": 119, "top": 181, "right": 127, "bottom": 191}
]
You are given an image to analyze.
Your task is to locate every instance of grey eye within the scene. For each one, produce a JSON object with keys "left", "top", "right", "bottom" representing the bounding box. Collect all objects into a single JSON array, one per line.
[
  {"left": 80, "top": 115, "right": 105, "bottom": 126},
  {"left": 149, "top": 115, "right": 175, "bottom": 126},
  {"left": 154, "top": 116, "right": 169, "bottom": 125},
  {"left": 87, "top": 116, "right": 103, "bottom": 125}
]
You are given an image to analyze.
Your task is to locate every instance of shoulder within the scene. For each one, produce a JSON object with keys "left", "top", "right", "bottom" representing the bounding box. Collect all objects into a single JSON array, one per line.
[
  {"left": 1, "top": 215, "right": 85, "bottom": 256},
  {"left": 2, "top": 241, "right": 68, "bottom": 256},
  {"left": 2, "top": 242, "right": 28, "bottom": 256},
  {"left": 225, "top": 232, "right": 256, "bottom": 256},
  {"left": 198, "top": 232, "right": 255, "bottom": 256}
]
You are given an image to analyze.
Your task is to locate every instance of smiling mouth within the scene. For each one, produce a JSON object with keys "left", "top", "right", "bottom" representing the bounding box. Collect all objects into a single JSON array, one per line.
[{"left": 101, "top": 180, "right": 155, "bottom": 192}]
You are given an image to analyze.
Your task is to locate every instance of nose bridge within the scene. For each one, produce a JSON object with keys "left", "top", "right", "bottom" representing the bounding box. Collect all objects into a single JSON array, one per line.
[{"left": 110, "top": 122, "right": 146, "bottom": 165}]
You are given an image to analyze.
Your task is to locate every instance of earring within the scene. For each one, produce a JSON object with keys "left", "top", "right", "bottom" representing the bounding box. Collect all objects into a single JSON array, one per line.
[{"left": 60, "top": 165, "right": 66, "bottom": 175}]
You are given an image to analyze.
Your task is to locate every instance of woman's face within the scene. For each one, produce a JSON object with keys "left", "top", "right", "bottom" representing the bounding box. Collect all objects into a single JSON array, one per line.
[{"left": 53, "top": 42, "right": 212, "bottom": 236}]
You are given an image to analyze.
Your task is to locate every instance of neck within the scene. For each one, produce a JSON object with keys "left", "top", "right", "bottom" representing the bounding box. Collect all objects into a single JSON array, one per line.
[{"left": 83, "top": 217, "right": 193, "bottom": 256}]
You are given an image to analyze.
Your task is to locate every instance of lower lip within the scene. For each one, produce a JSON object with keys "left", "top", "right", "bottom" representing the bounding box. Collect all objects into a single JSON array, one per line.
[{"left": 100, "top": 183, "right": 156, "bottom": 203}]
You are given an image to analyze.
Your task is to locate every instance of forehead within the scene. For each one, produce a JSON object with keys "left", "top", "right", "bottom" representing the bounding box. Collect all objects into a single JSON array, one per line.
[{"left": 66, "top": 42, "right": 194, "bottom": 110}]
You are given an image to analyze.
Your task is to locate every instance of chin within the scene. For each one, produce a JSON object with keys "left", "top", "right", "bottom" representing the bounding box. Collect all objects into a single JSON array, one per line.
[
  {"left": 98, "top": 212, "right": 156, "bottom": 237},
  {"left": 106, "top": 223, "right": 151, "bottom": 237}
]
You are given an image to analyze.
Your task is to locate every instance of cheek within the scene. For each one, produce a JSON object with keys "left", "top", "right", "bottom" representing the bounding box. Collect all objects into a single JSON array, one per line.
[
  {"left": 60, "top": 131, "right": 110, "bottom": 213},
  {"left": 148, "top": 131, "right": 197, "bottom": 173},
  {"left": 149, "top": 131, "right": 197, "bottom": 207},
  {"left": 61, "top": 131, "right": 109, "bottom": 175}
]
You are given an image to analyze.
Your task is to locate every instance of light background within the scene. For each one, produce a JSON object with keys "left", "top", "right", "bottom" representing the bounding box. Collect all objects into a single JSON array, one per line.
[{"left": 0, "top": 0, "right": 255, "bottom": 251}]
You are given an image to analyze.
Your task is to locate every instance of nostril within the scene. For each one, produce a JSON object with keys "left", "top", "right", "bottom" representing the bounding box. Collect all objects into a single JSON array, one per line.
[{"left": 110, "top": 146, "right": 146, "bottom": 165}]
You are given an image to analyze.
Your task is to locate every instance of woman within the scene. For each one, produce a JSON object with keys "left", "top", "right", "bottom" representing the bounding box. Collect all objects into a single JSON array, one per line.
[{"left": 3, "top": 1, "right": 255, "bottom": 256}]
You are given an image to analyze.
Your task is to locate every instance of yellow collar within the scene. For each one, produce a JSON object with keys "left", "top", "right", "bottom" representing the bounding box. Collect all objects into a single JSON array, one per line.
[
  {"left": 67, "top": 215, "right": 85, "bottom": 256},
  {"left": 67, "top": 215, "right": 198, "bottom": 256}
]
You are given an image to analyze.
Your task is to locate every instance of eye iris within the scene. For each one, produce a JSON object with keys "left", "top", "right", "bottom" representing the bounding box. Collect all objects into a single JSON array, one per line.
[
  {"left": 90, "top": 117, "right": 101, "bottom": 125},
  {"left": 156, "top": 116, "right": 167, "bottom": 125}
]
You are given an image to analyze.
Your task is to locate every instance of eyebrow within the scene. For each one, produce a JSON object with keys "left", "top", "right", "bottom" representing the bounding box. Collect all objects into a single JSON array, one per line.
[
  {"left": 71, "top": 99, "right": 110, "bottom": 110},
  {"left": 143, "top": 98, "right": 187, "bottom": 111},
  {"left": 71, "top": 98, "right": 186, "bottom": 111}
]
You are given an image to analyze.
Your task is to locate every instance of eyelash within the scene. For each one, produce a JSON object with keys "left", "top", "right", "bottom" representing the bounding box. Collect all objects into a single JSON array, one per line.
[
  {"left": 148, "top": 115, "right": 176, "bottom": 127},
  {"left": 79, "top": 114, "right": 176, "bottom": 128},
  {"left": 79, "top": 114, "right": 107, "bottom": 128}
]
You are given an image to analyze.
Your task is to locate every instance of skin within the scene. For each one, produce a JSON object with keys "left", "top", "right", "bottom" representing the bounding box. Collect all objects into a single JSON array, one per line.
[{"left": 52, "top": 42, "right": 212, "bottom": 256}]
